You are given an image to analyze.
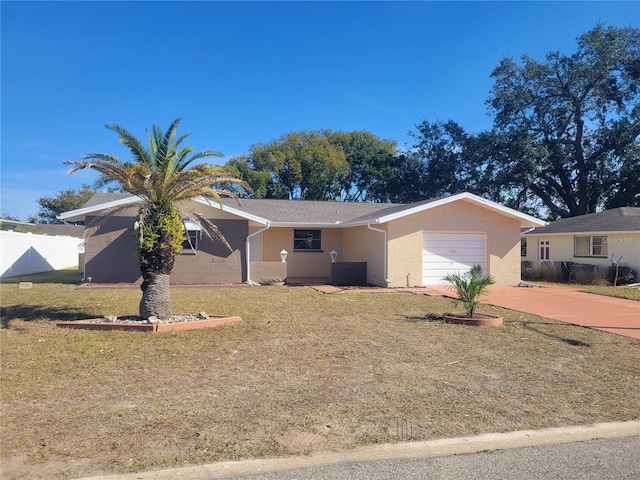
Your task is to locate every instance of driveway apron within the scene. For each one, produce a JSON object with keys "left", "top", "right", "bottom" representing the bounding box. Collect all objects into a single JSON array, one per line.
[{"left": 425, "top": 285, "right": 640, "bottom": 340}]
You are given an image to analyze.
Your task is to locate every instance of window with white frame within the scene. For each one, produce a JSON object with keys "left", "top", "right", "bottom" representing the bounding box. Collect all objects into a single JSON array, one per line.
[
  {"left": 181, "top": 220, "right": 201, "bottom": 252},
  {"left": 294, "top": 229, "right": 322, "bottom": 251},
  {"left": 574, "top": 235, "right": 607, "bottom": 257},
  {"left": 521, "top": 238, "right": 527, "bottom": 257}
]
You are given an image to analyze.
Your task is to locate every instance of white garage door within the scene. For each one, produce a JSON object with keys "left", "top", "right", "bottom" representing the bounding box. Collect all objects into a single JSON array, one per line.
[{"left": 422, "top": 232, "right": 486, "bottom": 285}]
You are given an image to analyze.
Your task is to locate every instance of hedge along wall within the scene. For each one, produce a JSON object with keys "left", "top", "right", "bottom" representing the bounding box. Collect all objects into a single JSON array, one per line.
[{"left": 0, "top": 230, "right": 83, "bottom": 278}]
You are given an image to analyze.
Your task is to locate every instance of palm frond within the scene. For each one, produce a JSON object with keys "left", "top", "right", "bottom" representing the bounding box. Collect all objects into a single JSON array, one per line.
[
  {"left": 65, "top": 160, "right": 131, "bottom": 187},
  {"left": 188, "top": 149, "right": 225, "bottom": 163},
  {"left": 180, "top": 209, "right": 233, "bottom": 252},
  {"left": 80, "top": 152, "right": 122, "bottom": 164},
  {"left": 147, "top": 126, "right": 160, "bottom": 169},
  {"left": 106, "top": 122, "right": 153, "bottom": 167},
  {"left": 68, "top": 119, "right": 249, "bottom": 260},
  {"left": 156, "top": 119, "right": 182, "bottom": 173},
  {"left": 163, "top": 168, "right": 250, "bottom": 204},
  {"left": 444, "top": 265, "right": 495, "bottom": 318},
  {"left": 173, "top": 146, "right": 197, "bottom": 173},
  {"left": 173, "top": 131, "right": 192, "bottom": 150},
  {"left": 126, "top": 164, "right": 155, "bottom": 201}
]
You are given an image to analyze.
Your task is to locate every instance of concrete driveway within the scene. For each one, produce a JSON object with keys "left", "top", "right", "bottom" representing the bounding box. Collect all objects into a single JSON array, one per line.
[{"left": 424, "top": 284, "right": 640, "bottom": 340}]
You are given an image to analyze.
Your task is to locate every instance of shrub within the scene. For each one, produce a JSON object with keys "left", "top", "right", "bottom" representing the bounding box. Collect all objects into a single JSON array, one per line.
[
  {"left": 521, "top": 262, "right": 561, "bottom": 282},
  {"left": 606, "top": 265, "right": 637, "bottom": 286}
]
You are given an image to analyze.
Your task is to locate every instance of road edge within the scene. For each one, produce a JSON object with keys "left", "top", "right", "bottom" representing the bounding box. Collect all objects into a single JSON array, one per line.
[{"left": 76, "top": 420, "right": 640, "bottom": 480}]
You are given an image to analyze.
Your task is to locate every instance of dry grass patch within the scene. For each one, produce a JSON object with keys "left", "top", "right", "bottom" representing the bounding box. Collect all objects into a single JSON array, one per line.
[
  {"left": 1, "top": 282, "right": 638, "bottom": 479},
  {"left": 573, "top": 284, "right": 640, "bottom": 301},
  {"left": 523, "top": 281, "right": 640, "bottom": 301}
]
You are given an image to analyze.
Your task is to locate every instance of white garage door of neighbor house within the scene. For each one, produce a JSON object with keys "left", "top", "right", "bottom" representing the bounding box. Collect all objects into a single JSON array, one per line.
[{"left": 422, "top": 232, "right": 487, "bottom": 285}]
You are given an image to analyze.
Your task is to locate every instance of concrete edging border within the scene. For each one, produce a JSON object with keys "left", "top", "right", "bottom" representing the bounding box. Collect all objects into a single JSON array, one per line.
[
  {"left": 56, "top": 316, "right": 242, "bottom": 332},
  {"left": 75, "top": 420, "right": 640, "bottom": 480}
]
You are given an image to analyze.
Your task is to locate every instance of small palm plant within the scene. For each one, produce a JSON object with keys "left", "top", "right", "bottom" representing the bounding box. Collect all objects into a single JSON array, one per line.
[{"left": 444, "top": 264, "right": 495, "bottom": 318}]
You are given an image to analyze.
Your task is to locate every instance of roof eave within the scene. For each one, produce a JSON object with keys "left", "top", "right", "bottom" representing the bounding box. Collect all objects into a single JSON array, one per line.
[
  {"left": 193, "top": 197, "right": 270, "bottom": 225},
  {"left": 58, "top": 196, "right": 141, "bottom": 222},
  {"left": 270, "top": 221, "right": 343, "bottom": 228}
]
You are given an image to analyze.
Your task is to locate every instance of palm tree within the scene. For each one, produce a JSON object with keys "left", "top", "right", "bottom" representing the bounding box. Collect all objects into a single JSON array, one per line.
[{"left": 66, "top": 118, "right": 249, "bottom": 319}]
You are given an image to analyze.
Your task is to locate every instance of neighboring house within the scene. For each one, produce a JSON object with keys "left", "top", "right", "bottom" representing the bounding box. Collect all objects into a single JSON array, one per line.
[
  {"left": 521, "top": 207, "right": 640, "bottom": 278},
  {"left": 59, "top": 192, "right": 545, "bottom": 287}
]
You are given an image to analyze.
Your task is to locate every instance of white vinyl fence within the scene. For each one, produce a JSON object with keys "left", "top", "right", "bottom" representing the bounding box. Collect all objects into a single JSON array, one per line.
[{"left": 0, "top": 231, "right": 83, "bottom": 278}]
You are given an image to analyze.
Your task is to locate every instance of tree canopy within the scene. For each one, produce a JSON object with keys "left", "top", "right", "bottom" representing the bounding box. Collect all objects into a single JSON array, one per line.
[
  {"left": 486, "top": 24, "right": 640, "bottom": 218},
  {"left": 221, "top": 25, "right": 638, "bottom": 217},
  {"left": 29, "top": 184, "right": 96, "bottom": 224},
  {"left": 225, "top": 130, "right": 398, "bottom": 202},
  {"left": 400, "top": 24, "right": 639, "bottom": 218}
]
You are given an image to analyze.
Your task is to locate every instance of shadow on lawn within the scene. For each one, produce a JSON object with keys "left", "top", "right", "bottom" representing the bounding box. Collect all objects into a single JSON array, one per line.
[
  {"left": 1, "top": 305, "right": 94, "bottom": 328},
  {"left": 404, "top": 313, "right": 592, "bottom": 347},
  {"left": 1, "top": 270, "right": 83, "bottom": 285},
  {"left": 517, "top": 320, "right": 592, "bottom": 347},
  {"left": 403, "top": 313, "right": 446, "bottom": 323}
]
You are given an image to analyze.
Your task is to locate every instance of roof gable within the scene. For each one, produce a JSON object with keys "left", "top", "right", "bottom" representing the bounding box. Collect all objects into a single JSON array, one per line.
[
  {"left": 343, "top": 193, "right": 545, "bottom": 227},
  {"left": 524, "top": 208, "right": 640, "bottom": 235}
]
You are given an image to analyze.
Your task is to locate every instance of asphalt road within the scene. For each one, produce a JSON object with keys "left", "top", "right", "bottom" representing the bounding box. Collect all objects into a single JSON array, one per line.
[{"left": 221, "top": 436, "right": 640, "bottom": 480}]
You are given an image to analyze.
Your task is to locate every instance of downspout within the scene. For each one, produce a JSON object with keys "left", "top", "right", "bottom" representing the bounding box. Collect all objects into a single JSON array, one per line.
[
  {"left": 245, "top": 222, "right": 271, "bottom": 286},
  {"left": 367, "top": 223, "right": 390, "bottom": 286}
]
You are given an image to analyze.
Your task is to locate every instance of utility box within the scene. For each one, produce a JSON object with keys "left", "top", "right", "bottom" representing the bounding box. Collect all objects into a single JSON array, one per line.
[{"left": 331, "top": 262, "right": 367, "bottom": 286}]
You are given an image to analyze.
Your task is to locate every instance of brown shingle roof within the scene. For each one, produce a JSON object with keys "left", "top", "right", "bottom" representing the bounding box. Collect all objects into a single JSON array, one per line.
[
  {"left": 76, "top": 192, "right": 543, "bottom": 227},
  {"left": 82, "top": 193, "right": 404, "bottom": 224},
  {"left": 84, "top": 192, "right": 134, "bottom": 208},
  {"left": 524, "top": 208, "right": 640, "bottom": 235},
  {"left": 220, "top": 198, "right": 401, "bottom": 224}
]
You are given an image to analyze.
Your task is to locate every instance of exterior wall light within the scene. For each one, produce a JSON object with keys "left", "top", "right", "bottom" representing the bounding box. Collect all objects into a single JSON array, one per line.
[
  {"left": 330, "top": 250, "right": 338, "bottom": 263},
  {"left": 280, "top": 249, "right": 288, "bottom": 262}
]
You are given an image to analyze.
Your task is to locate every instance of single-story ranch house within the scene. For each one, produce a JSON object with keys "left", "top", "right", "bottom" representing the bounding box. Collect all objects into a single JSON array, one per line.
[
  {"left": 59, "top": 192, "right": 546, "bottom": 287},
  {"left": 522, "top": 207, "right": 640, "bottom": 280}
]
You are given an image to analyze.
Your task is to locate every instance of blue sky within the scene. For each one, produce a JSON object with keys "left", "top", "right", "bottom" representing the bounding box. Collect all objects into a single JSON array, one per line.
[{"left": 2, "top": 1, "right": 638, "bottom": 221}]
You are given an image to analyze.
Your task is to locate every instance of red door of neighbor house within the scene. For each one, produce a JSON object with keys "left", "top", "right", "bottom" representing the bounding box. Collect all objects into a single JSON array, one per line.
[{"left": 539, "top": 240, "right": 550, "bottom": 261}]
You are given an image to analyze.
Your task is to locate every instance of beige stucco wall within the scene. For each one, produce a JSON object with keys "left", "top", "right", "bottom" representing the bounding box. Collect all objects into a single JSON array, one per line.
[
  {"left": 255, "top": 225, "right": 386, "bottom": 285},
  {"left": 523, "top": 233, "right": 640, "bottom": 275},
  {"left": 342, "top": 225, "right": 387, "bottom": 286},
  {"left": 261, "top": 227, "right": 344, "bottom": 278},
  {"left": 257, "top": 202, "right": 524, "bottom": 286},
  {"left": 386, "top": 201, "right": 523, "bottom": 287}
]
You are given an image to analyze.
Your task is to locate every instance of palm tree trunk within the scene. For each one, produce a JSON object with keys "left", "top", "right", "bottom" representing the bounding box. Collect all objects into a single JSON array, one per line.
[{"left": 139, "top": 273, "right": 172, "bottom": 319}]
